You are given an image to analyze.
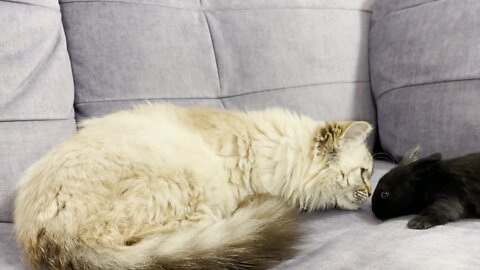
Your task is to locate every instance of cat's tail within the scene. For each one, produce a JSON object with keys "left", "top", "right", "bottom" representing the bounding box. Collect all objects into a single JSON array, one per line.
[{"left": 37, "top": 194, "right": 301, "bottom": 269}]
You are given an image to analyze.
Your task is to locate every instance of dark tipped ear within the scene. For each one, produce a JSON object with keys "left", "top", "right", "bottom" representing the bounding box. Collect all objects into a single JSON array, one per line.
[
  {"left": 399, "top": 145, "right": 421, "bottom": 166},
  {"left": 411, "top": 153, "right": 442, "bottom": 177},
  {"left": 314, "top": 121, "right": 372, "bottom": 156},
  {"left": 314, "top": 122, "right": 346, "bottom": 156}
]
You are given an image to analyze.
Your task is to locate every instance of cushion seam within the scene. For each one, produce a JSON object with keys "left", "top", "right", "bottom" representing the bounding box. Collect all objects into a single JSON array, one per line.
[
  {"left": 202, "top": 11, "right": 223, "bottom": 108},
  {"left": 1, "top": 0, "right": 59, "bottom": 10},
  {"left": 60, "top": 0, "right": 372, "bottom": 13},
  {"left": 74, "top": 81, "right": 370, "bottom": 105},
  {"left": 376, "top": 77, "right": 480, "bottom": 100},
  {"left": 0, "top": 118, "right": 74, "bottom": 123},
  {"left": 13, "top": 21, "right": 65, "bottom": 98},
  {"left": 371, "top": 0, "right": 441, "bottom": 30}
]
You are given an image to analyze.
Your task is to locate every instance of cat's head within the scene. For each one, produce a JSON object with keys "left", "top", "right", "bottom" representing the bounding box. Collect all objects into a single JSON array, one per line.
[
  {"left": 310, "top": 121, "right": 374, "bottom": 211},
  {"left": 371, "top": 147, "right": 442, "bottom": 220}
]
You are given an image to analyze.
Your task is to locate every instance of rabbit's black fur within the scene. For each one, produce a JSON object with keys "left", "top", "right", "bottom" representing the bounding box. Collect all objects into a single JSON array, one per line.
[{"left": 372, "top": 147, "right": 480, "bottom": 229}]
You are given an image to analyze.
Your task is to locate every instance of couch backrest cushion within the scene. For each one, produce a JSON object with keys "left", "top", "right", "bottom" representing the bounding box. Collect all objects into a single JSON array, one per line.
[
  {"left": 60, "top": 0, "right": 376, "bottom": 130},
  {"left": 0, "top": 0, "right": 76, "bottom": 222},
  {"left": 370, "top": 0, "right": 480, "bottom": 160}
]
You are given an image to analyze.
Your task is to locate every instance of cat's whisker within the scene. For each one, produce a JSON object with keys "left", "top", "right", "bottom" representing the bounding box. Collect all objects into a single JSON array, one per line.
[
  {"left": 373, "top": 152, "right": 396, "bottom": 163},
  {"left": 374, "top": 156, "right": 393, "bottom": 163}
]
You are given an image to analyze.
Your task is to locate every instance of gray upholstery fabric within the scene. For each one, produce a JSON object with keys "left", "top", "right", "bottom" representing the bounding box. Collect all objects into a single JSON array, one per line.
[
  {"left": 0, "top": 0, "right": 76, "bottom": 222},
  {"left": 61, "top": 1, "right": 219, "bottom": 103},
  {"left": 370, "top": 0, "right": 480, "bottom": 160},
  {"left": 0, "top": 121, "right": 76, "bottom": 223},
  {"left": 0, "top": 223, "right": 28, "bottom": 270},
  {"left": 60, "top": 0, "right": 376, "bottom": 128},
  {"left": 204, "top": 5, "right": 370, "bottom": 97},
  {"left": 75, "top": 99, "right": 225, "bottom": 120}
]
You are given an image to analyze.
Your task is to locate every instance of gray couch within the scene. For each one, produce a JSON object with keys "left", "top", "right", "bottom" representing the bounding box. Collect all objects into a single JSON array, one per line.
[{"left": 1, "top": 0, "right": 480, "bottom": 269}]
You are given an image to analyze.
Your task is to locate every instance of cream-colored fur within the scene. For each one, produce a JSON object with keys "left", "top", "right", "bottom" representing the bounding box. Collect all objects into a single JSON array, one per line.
[{"left": 14, "top": 103, "right": 373, "bottom": 269}]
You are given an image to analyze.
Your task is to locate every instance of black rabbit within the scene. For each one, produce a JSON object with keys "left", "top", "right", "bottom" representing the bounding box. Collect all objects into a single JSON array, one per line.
[{"left": 372, "top": 147, "right": 480, "bottom": 229}]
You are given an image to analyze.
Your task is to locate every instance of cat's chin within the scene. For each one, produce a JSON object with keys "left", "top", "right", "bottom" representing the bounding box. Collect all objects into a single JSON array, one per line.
[
  {"left": 336, "top": 199, "right": 365, "bottom": 211},
  {"left": 298, "top": 198, "right": 337, "bottom": 212},
  {"left": 305, "top": 198, "right": 363, "bottom": 212}
]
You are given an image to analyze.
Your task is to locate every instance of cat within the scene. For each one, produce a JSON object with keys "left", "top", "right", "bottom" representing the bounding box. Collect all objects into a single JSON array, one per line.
[
  {"left": 15, "top": 103, "right": 374, "bottom": 269},
  {"left": 372, "top": 146, "right": 480, "bottom": 229}
]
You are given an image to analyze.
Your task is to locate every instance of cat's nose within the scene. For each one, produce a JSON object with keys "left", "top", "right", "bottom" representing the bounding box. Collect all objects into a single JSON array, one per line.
[
  {"left": 365, "top": 182, "right": 372, "bottom": 197},
  {"left": 362, "top": 179, "right": 372, "bottom": 197}
]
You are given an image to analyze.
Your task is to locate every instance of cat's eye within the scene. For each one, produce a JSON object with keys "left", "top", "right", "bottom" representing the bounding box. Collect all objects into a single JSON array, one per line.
[{"left": 381, "top": 191, "right": 390, "bottom": 199}]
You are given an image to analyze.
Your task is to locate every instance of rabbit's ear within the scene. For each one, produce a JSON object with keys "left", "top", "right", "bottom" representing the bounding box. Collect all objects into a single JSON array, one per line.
[
  {"left": 411, "top": 153, "right": 442, "bottom": 178},
  {"left": 399, "top": 145, "right": 421, "bottom": 166}
]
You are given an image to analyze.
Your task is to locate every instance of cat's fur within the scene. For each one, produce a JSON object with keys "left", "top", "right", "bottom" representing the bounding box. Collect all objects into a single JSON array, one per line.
[
  {"left": 15, "top": 103, "right": 373, "bottom": 269},
  {"left": 372, "top": 147, "right": 480, "bottom": 229}
]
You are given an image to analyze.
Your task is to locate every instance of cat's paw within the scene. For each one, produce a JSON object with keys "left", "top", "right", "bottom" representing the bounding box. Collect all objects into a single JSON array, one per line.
[
  {"left": 352, "top": 190, "right": 369, "bottom": 204},
  {"left": 407, "top": 216, "right": 435, "bottom": 230}
]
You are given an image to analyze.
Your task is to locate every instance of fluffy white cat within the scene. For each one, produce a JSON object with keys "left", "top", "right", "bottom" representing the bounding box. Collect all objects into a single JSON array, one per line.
[{"left": 14, "top": 103, "right": 373, "bottom": 269}]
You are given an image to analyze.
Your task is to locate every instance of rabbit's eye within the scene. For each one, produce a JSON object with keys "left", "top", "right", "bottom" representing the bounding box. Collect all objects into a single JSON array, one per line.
[{"left": 381, "top": 191, "right": 390, "bottom": 199}]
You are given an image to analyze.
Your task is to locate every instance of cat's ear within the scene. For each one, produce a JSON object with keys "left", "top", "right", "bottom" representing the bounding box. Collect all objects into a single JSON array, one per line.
[
  {"left": 314, "top": 121, "right": 372, "bottom": 156},
  {"left": 314, "top": 122, "right": 345, "bottom": 156},
  {"left": 399, "top": 145, "right": 421, "bottom": 166},
  {"left": 411, "top": 153, "right": 442, "bottom": 178},
  {"left": 340, "top": 121, "right": 373, "bottom": 144}
]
